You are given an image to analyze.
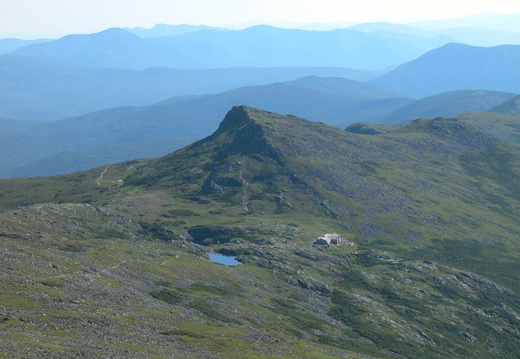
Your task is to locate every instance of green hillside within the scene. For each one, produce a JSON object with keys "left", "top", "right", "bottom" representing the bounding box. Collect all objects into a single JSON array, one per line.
[
  {"left": 0, "top": 107, "right": 519, "bottom": 358},
  {"left": 454, "top": 111, "right": 520, "bottom": 144}
]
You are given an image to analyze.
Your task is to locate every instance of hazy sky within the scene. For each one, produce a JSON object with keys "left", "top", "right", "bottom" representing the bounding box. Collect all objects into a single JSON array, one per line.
[{"left": 2, "top": 0, "right": 520, "bottom": 38}]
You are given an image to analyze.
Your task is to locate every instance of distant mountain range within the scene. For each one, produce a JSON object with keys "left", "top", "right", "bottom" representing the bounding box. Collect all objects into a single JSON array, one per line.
[
  {"left": 12, "top": 28, "right": 172, "bottom": 69},
  {"left": 2, "top": 24, "right": 520, "bottom": 180},
  {"left": 382, "top": 90, "right": 517, "bottom": 123},
  {"left": 410, "top": 13, "right": 520, "bottom": 33},
  {"left": 0, "top": 76, "right": 409, "bottom": 177},
  {"left": 3, "top": 26, "right": 520, "bottom": 123},
  {"left": 489, "top": 95, "right": 520, "bottom": 116},
  {"left": 0, "top": 54, "right": 375, "bottom": 121},
  {"left": 350, "top": 21, "right": 520, "bottom": 47},
  {"left": 124, "top": 24, "right": 229, "bottom": 38},
  {"left": 3, "top": 34, "right": 520, "bottom": 122},
  {"left": 1, "top": 75, "right": 518, "bottom": 179},
  {"left": 372, "top": 43, "right": 520, "bottom": 97},
  {"left": 10, "top": 26, "right": 451, "bottom": 71},
  {"left": 0, "top": 38, "right": 50, "bottom": 55}
]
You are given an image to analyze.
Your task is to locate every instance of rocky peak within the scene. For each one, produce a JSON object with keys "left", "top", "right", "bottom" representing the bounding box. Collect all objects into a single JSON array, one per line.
[{"left": 214, "top": 105, "right": 256, "bottom": 135}]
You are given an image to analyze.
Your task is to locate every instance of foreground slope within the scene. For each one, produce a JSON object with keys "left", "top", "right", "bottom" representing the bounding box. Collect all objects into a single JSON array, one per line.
[{"left": 0, "top": 107, "right": 519, "bottom": 358}]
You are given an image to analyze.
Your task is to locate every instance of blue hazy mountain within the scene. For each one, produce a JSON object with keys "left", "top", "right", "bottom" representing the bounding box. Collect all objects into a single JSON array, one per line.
[
  {"left": 349, "top": 22, "right": 435, "bottom": 36},
  {"left": 350, "top": 21, "right": 520, "bottom": 47},
  {"left": 434, "top": 27, "right": 520, "bottom": 47},
  {"left": 489, "top": 95, "right": 520, "bottom": 116},
  {"left": 0, "top": 38, "right": 51, "bottom": 55},
  {"left": 12, "top": 28, "right": 176, "bottom": 69},
  {"left": 11, "top": 26, "right": 451, "bottom": 71},
  {"left": 0, "top": 54, "right": 376, "bottom": 121},
  {"left": 0, "top": 76, "right": 410, "bottom": 178},
  {"left": 125, "top": 24, "right": 229, "bottom": 38},
  {"left": 0, "top": 117, "right": 38, "bottom": 136},
  {"left": 410, "top": 13, "right": 520, "bottom": 33},
  {"left": 382, "top": 90, "right": 517, "bottom": 123},
  {"left": 149, "top": 25, "right": 451, "bottom": 70},
  {"left": 371, "top": 43, "right": 520, "bottom": 98}
]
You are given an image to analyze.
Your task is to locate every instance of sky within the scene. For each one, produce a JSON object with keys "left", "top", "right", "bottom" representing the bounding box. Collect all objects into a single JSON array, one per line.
[{"left": 1, "top": 0, "right": 520, "bottom": 39}]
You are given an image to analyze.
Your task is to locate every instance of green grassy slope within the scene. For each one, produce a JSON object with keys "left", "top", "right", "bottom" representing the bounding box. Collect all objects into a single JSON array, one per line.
[
  {"left": 0, "top": 106, "right": 519, "bottom": 358},
  {"left": 454, "top": 111, "right": 520, "bottom": 144}
]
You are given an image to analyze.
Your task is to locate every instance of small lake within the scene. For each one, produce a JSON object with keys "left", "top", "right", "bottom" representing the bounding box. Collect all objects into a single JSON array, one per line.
[{"left": 209, "top": 253, "right": 243, "bottom": 266}]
